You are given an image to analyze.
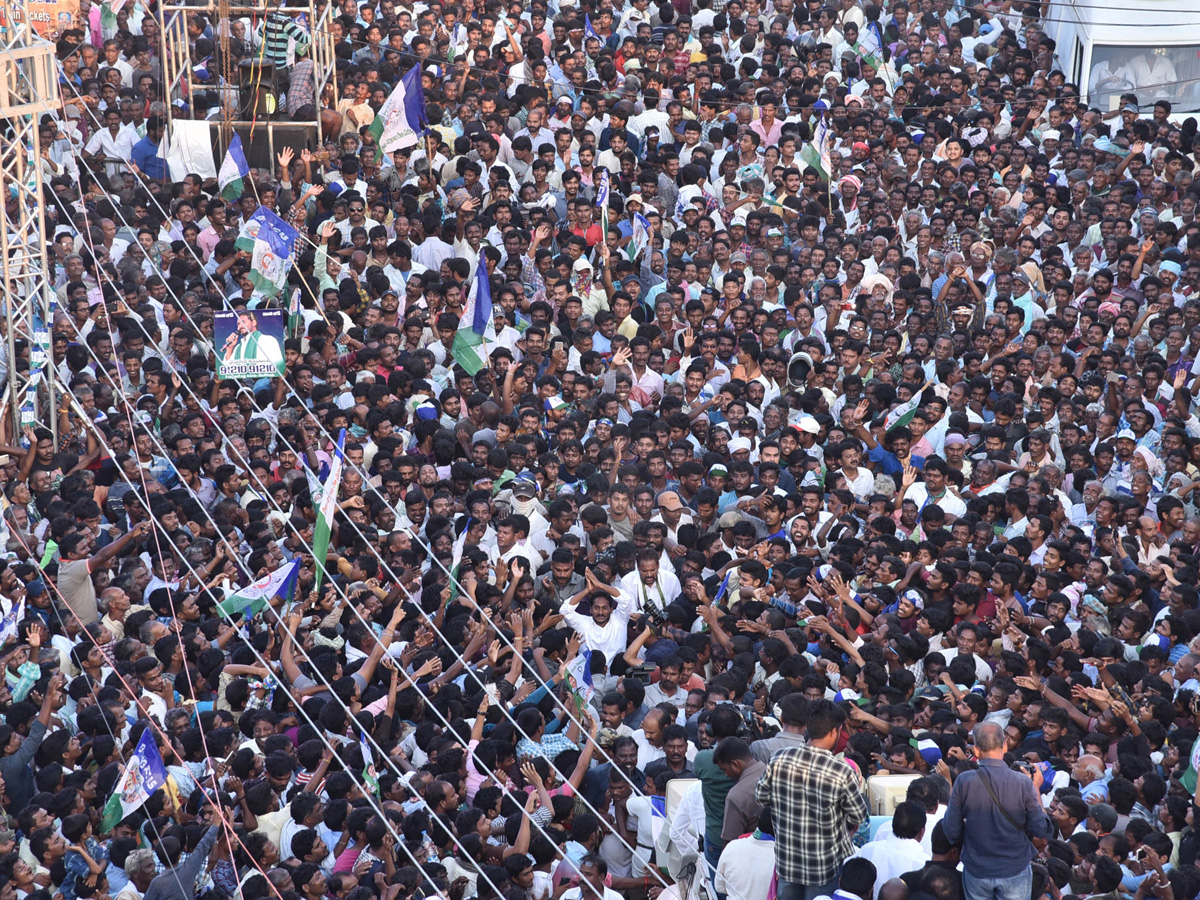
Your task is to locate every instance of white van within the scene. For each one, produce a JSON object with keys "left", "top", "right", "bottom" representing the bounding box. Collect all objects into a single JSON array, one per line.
[{"left": 1045, "top": 0, "right": 1200, "bottom": 117}]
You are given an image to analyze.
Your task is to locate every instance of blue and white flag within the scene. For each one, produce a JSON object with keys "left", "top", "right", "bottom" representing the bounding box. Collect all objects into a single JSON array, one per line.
[
  {"left": 595, "top": 168, "right": 610, "bottom": 236},
  {"left": 217, "top": 558, "right": 300, "bottom": 619},
  {"left": 370, "top": 65, "right": 429, "bottom": 153},
  {"left": 0, "top": 597, "right": 24, "bottom": 646},
  {"left": 452, "top": 250, "right": 496, "bottom": 375},
  {"left": 563, "top": 648, "right": 595, "bottom": 705},
  {"left": 627, "top": 212, "right": 651, "bottom": 263},
  {"left": 235, "top": 206, "right": 300, "bottom": 299},
  {"left": 585, "top": 14, "right": 599, "bottom": 40},
  {"left": 102, "top": 729, "right": 169, "bottom": 830},
  {"left": 218, "top": 133, "right": 250, "bottom": 201}
]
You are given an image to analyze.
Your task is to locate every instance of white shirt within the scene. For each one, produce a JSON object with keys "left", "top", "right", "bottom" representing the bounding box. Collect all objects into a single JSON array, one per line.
[
  {"left": 715, "top": 835, "right": 777, "bottom": 900},
  {"left": 559, "top": 589, "right": 637, "bottom": 665},
  {"left": 618, "top": 569, "right": 682, "bottom": 614},
  {"left": 937, "top": 649, "right": 993, "bottom": 685},
  {"left": 840, "top": 466, "right": 876, "bottom": 502},
  {"left": 85, "top": 126, "right": 138, "bottom": 179},
  {"left": 489, "top": 539, "right": 542, "bottom": 573},
  {"left": 872, "top": 804, "right": 946, "bottom": 855},
  {"left": 632, "top": 729, "right": 698, "bottom": 770},
  {"left": 904, "top": 483, "right": 967, "bottom": 519},
  {"left": 851, "top": 834, "right": 930, "bottom": 885}
]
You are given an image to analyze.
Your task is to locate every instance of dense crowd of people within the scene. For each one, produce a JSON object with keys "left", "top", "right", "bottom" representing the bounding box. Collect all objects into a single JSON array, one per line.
[{"left": 8, "top": 1, "right": 1200, "bottom": 900}]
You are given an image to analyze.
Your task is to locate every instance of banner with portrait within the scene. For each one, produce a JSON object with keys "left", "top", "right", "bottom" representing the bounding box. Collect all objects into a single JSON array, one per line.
[{"left": 215, "top": 309, "right": 287, "bottom": 380}]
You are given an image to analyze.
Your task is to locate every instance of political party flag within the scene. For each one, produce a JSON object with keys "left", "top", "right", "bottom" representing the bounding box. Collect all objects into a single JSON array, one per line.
[
  {"left": 0, "top": 597, "right": 24, "bottom": 645},
  {"left": 218, "top": 134, "right": 250, "bottom": 201},
  {"left": 311, "top": 429, "right": 346, "bottom": 593},
  {"left": 368, "top": 65, "right": 428, "bottom": 154},
  {"left": 101, "top": 729, "right": 169, "bottom": 831},
  {"left": 288, "top": 287, "right": 302, "bottom": 338},
  {"left": 885, "top": 396, "right": 920, "bottom": 432},
  {"left": 234, "top": 207, "right": 300, "bottom": 299},
  {"left": 1183, "top": 740, "right": 1200, "bottom": 793},
  {"left": 626, "top": 212, "right": 651, "bottom": 264},
  {"left": 216, "top": 558, "right": 300, "bottom": 619},
  {"left": 563, "top": 648, "right": 595, "bottom": 706},
  {"left": 585, "top": 14, "right": 598, "bottom": 40},
  {"left": 447, "top": 517, "right": 472, "bottom": 604},
  {"left": 452, "top": 250, "right": 496, "bottom": 376},
  {"left": 100, "top": 0, "right": 121, "bottom": 39},
  {"left": 595, "top": 169, "right": 610, "bottom": 239},
  {"left": 885, "top": 380, "right": 932, "bottom": 431},
  {"left": 361, "top": 732, "right": 379, "bottom": 795},
  {"left": 800, "top": 113, "right": 832, "bottom": 182}
]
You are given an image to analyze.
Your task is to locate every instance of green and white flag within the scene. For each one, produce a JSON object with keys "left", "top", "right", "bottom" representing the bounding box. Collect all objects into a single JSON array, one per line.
[
  {"left": 310, "top": 429, "right": 346, "bottom": 593},
  {"left": 216, "top": 558, "right": 300, "bottom": 619},
  {"left": 885, "top": 380, "right": 932, "bottom": 431},
  {"left": 218, "top": 134, "right": 250, "bottom": 202},
  {"left": 361, "top": 732, "right": 379, "bottom": 795}
]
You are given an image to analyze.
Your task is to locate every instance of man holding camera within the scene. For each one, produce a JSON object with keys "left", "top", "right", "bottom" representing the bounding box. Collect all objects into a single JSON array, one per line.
[{"left": 941, "top": 722, "right": 1053, "bottom": 900}]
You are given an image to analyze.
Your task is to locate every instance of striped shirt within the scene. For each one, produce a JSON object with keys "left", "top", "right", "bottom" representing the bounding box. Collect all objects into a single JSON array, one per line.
[{"left": 262, "top": 12, "right": 310, "bottom": 69}]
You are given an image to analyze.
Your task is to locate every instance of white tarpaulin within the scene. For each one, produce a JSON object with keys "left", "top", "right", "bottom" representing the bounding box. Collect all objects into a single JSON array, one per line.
[{"left": 159, "top": 120, "right": 219, "bottom": 183}]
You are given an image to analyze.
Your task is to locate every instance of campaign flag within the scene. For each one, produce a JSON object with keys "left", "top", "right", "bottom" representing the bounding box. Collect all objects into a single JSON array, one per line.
[
  {"left": 446, "top": 516, "right": 473, "bottom": 604},
  {"left": 595, "top": 169, "right": 610, "bottom": 239},
  {"left": 361, "top": 732, "right": 379, "bottom": 795},
  {"left": 216, "top": 559, "right": 300, "bottom": 619},
  {"left": 626, "top": 212, "right": 651, "bottom": 263},
  {"left": 367, "top": 65, "right": 428, "bottom": 153},
  {"left": 885, "top": 396, "right": 921, "bottom": 432},
  {"left": 885, "top": 380, "right": 932, "bottom": 432},
  {"left": 452, "top": 250, "right": 496, "bottom": 375},
  {"left": 234, "top": 207, "right": 300, "bottom": 299},
  {"left": 585, "top": 14, "right": 598, "bottom": 40},
  {"left": 563, "top": 648, "right": 595, "bottom": 718},
  {"left": 288, "top": 287, "right": 302, "bottom": 338},
  {"left": 1183, "top": 739, "right": 1200, "bottom": 794},
  {"left": 800, "top": 113, "right": 832, "bottom": 182},
  {"left": 101, "top": 729, "right": 169, "bottom": 831},
  {"left": 0, "top": 597, "right": 24, "bottom": 645},
  {"left": 218, "top": 134, "right": 250, "bottom": 201},
  {"left": 311, "top": 429, "right": 346, "bottom": 593}
]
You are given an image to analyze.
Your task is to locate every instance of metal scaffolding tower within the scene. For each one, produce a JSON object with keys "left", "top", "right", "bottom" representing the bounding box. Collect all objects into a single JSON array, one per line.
[{"left": 0, "top": 7, "right": 59, "bottom": 438}]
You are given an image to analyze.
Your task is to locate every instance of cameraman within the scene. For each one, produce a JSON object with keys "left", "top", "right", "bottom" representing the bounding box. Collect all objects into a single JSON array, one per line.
[{"left": 941, "top": 722, "right": 1053, "bottom": 900}]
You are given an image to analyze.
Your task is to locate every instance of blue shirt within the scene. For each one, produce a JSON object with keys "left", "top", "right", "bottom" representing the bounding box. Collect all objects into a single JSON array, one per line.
[
  {"left": 131, "top": 137, "right": 167, "bottom": 180},
  {"left": 942, "top": 758, "right": 1053, "bottom": 878},
  {"left": 866, "top": 444, "right": 925, "bottom": 476}
]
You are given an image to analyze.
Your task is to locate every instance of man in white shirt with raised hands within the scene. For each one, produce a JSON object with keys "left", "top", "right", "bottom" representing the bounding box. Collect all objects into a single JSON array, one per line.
[{"left": 559, "top": 566, "right": 636, "bottom": 671}]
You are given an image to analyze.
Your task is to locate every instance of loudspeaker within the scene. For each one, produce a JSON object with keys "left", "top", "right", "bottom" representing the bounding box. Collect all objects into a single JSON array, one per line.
[
  {"left": 238, "top": 60, "right": 279, "bottom": 120},
  {"left": 225, "top": 123, "right": 318, "bottom": 172}
]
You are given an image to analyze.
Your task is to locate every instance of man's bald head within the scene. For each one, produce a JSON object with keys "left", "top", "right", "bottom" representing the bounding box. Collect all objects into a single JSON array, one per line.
[
  {"left": 1076, "top": 754, "right": 1105, "bottom": 782},
  {"left": 973, "top": 721, "right": 1006, "bottom": 756}
]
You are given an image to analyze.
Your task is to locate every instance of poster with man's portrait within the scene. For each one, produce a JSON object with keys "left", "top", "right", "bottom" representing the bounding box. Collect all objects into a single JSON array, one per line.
[{"left": 215, "top": 309, "right": 286, "bottom": 380}]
